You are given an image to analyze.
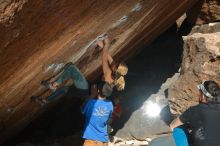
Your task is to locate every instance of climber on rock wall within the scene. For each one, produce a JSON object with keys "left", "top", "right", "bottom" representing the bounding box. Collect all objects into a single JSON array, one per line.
[
  {"left": 31, "top": 34, "right": 128, "bottom": 106},
  {"left": 170, "top": 80, "right": 220, "bottom": 146},
  {"left": 96, "top": 35, "right": 128, "bottom": 92},
  {"left": 31, "top": 62, "right": 90, "bottom": 106}
]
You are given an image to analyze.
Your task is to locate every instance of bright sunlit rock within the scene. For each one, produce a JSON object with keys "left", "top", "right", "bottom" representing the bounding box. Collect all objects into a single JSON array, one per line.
[{"left": 145, "top": 101, "right": 161, "bottom": 117}]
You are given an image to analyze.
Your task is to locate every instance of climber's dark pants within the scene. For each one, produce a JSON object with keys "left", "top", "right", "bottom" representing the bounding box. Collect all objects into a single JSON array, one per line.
[{"left": 47, "top": 64, "right": 89, "bottom": 101}]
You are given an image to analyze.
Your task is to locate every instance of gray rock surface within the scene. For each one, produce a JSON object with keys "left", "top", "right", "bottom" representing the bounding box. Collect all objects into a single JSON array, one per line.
[
  {"left": 190, "top": 22, "right": 220, "bottom": 34},
  {"left": 149, "top": 135, "right": 175, "bottom": 146},
  {"left": 116, "top": 73, "right": 179, "bottom": 140}
]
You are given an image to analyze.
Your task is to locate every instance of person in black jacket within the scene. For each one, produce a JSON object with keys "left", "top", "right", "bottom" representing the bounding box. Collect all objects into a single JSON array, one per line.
[{"left": 170, "top": 80, "right": 220, "bottom": 146}]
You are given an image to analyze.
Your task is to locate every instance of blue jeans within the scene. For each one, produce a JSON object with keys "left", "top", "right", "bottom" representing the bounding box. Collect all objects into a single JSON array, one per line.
[
  {"left": 56, "top": 64, "right": 88, "bottom": 90},
  {"left": 47, "top": 64, "right": 89, "bottom": 101}
]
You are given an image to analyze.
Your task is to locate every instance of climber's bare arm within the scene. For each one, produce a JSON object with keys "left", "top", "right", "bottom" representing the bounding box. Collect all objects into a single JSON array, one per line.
[
  {"left": 170, "top": 117, "right": 183, "bottom": 131},
  {"left": 107, "top": 53, "right": 113, "bottom": 65},
  {"left": 97, "top": 38, "right": 114, "bottom": 84}
]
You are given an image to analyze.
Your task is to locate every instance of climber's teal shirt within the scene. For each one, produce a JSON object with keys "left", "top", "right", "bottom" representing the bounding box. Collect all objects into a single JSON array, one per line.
[{"left": 82, "top": 98, "right": 113, "bottom": 142}]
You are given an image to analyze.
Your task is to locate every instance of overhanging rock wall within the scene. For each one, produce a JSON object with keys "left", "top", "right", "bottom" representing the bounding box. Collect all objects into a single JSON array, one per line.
[{"left": 0, "top": 0, "right": 197, "bottom": 143}]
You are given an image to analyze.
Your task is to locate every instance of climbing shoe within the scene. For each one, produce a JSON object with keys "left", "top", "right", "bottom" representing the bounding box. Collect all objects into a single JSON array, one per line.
[
  {"left": 31, "top": 96, "right": 46, "bottom": 107},
  {"left": 31, "top": 96, "right": 38, "bottom": 102},
  {"left": 41, "top": 80, "right": 57, "bottom": 92}
]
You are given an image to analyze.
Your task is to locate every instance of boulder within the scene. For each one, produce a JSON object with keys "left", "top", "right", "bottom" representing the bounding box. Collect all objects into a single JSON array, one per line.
[
  {"left": 0, "top": 0, "right": 197, "bottom": 143},
  {"left": 187, "top": 0, "right": 220, "bottom": 25},
  {"left": 168, "top": 22, "right": 220, "bottom": 115}
]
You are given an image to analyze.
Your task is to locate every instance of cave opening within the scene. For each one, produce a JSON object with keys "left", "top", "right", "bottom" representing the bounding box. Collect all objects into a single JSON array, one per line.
[{"left": 4, "top": 22, "right": 188, "bottom": 146}]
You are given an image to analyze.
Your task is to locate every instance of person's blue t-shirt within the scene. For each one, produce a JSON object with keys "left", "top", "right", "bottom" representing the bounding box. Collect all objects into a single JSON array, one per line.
[{"left": 82, "top": 98, "right": 113, "bottom": 142}]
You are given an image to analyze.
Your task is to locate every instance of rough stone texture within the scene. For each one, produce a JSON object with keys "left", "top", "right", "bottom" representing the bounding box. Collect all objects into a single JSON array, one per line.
[
  {"left": 116, "top": 73, "right": 179, "bottom": 140},
  {"left": 168, "top": 23, "right": 220, "bottom": 115},
  {"left": 187, "top": 0, "right": 220, "bottom": 25},
  {"left": 0, "top": 0, "right": 197, "bottom": 143},
  {"left": 190, "top": 22, "right": 220, "bottom": 33},
  {"left": 0, "top": 0, "right": 28, "bottom": 24}
]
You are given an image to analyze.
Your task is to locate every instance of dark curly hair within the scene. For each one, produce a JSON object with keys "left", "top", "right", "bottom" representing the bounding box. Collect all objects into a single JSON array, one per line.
[{"left": 203, "top": 80, "right": 220, "bottom": 102}]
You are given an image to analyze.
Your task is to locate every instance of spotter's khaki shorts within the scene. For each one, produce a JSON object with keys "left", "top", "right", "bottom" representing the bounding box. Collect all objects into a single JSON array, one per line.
[{"left": 83, "top": 139, "right": 108, "bottom": 146}]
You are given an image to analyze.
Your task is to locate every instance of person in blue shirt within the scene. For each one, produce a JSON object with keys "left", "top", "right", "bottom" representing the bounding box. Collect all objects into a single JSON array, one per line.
[{"left": 82, "top": 81, "right": 113, "bottom": 146}]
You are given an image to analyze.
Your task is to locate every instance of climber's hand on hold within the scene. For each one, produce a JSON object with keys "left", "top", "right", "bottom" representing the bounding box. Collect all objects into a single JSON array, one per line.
[
  {"left": 96, "top": 39, "right": 104, "bottom": 49},
  {"left": 103, "top": 36, "right": 109, "bottom": 47}
]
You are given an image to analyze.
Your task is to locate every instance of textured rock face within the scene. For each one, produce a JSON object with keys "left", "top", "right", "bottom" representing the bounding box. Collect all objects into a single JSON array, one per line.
[
  {"left": 0, "top": 0, "right": 197, "bottom": 143},
  {"left": 0, "top": 0, "right": 28, "bottom": 24},
  {"left": 168, "top": 23, "right": 220, "bottom": 115},
  {"left": 187, "top": 0, "right": 220, "bottom": 25}
]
